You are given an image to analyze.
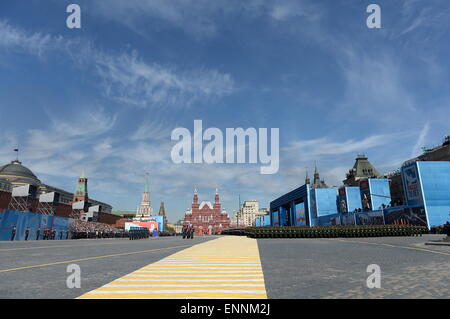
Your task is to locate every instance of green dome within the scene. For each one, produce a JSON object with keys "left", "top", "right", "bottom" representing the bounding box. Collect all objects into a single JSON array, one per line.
[{"left": 0, "top": 160, "right": 41, "bottom": 186}]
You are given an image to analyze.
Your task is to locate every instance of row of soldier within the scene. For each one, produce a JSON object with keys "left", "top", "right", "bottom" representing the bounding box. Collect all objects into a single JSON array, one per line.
[
  {"left": 129, "top": 228, "right": 150, "bottom": 240},
  {"left": 182, "top": 224, "right": 195, "bottom": 239}
]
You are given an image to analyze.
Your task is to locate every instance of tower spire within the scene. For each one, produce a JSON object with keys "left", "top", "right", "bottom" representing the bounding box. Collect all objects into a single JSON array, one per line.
[
  {"left": 73, "top": 172, "right": 88, "bottom": 202},
  {"left": 136, "top": 172, "right": 152, "bottom": 219},
  {"left": 144, "top": 172, "right": 150, "bottom": 193},
  {"left": 313, "top": 161, "right": 320, "bottom": 187},
  {"left": 193, "top": 188, "right": 198, "bottom": 205}
]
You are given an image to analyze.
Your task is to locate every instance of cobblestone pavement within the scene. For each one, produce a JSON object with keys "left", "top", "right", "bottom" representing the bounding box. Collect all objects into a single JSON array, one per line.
[
  {"left": 78, "top": 236, "right": 267, "bottom": 299},
  {"left": 258, "top": 235, "right": 450, "bottom": 299},
  {"left": 0, "top": 236, "right": 217, "bottom": 298},
  {"left": 1, "top": 235, "right": 449, "bottom": 299}
]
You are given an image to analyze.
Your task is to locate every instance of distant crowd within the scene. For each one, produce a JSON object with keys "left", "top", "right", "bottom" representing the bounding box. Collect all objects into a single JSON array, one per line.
[{"left": 69, "top": 220, "right": 126, "bottom": 239}]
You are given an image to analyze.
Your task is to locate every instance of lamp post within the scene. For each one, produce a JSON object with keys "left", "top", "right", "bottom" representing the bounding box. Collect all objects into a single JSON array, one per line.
[{"left": 237, "top": 194, "right": 241, "bottom": 229}]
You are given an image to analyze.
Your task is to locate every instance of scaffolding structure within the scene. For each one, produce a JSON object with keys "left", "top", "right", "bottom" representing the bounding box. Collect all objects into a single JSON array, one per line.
[
  {"left": 36, "top": 192, "right": 60, "bottom": 216},
  {"left": 71, "top": 200, "right": 89, "bottom": 220},
  {"left": 8, "top": 184, "right": 37, "bottom": 213}
]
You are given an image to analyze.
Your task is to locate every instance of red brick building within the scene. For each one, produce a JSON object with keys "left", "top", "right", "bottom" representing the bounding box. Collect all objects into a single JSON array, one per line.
[
  {"left": 183, "top": 189, "right": 230, "bottom": 235},
  {"left": 0, "top": 190, "right": 11, "bottom": 212}
]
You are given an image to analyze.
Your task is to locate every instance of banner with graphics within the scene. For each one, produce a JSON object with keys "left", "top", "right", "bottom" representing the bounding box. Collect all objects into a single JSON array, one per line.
[
  {"left": 271, "top": 210, "right": 280, "bottom": 226},
  {"left": 294, "top": 202, "right": 306, "bottom": 226},
  {"left": 0, "top": 210, "right": 73, "bottom": 241},
  {"left": 401, "top": 161, "right": 424, "bottom": 206},
  {"left": 125, "top": 221, "right": 158, "bottom": 232}
]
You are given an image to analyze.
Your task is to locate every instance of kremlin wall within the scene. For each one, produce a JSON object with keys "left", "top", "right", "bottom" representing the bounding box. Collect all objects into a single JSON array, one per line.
[{"left": 0, "top": 158, "right": 119, "bottom": 227}]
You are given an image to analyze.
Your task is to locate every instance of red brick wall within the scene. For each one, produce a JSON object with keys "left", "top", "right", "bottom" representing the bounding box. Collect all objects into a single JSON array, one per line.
[
  {"left": 0, "top": 190, "right": 11, "bottom": 211},
  {"left": 184, "top": 204, "right": 231, "bottom": 235},
  {"left": 98, "top": 212, "right": 122, "bottom": 225},
  {"left": 55, "top": 203, "right": 73, "bottom": 218},
  {"left": 114, "top": 218, "right": 132, "bottom": 229}
]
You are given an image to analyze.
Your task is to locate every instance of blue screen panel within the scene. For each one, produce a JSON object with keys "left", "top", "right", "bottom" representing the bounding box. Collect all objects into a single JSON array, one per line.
[{"left": 417, "top": 162, "right": 450, "bottom": 227}]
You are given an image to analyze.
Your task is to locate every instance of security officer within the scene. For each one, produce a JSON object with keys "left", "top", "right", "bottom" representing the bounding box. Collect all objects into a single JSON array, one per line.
[{"left": 11, "top": 226, "right": 16, "bottom": 241}]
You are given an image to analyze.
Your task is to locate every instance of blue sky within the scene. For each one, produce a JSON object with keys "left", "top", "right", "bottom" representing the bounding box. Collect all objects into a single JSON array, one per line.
[{"left": 1, "top": 0, "right": 449, "bottom": 223}]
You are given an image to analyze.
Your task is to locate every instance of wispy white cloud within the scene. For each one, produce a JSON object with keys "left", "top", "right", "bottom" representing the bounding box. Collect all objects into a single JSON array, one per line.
[
  {"left": 0, "top": 20, "right": 235, "bottom": 108},
  {"left": 395, "top": 1, "right": 450, "bottom": 40},
  {"left": 269, "top": 0, "right": 321, "bottom": 22},
  {"left": 89, "top": 0, "right": 322, "bottom": 38},
  {"left": 92, "top": 50, "right": 234, "bottom": 107},
  {"left": 337, "top": 50, "right": 416, "bottom": 123},
  {"left": 283, "top": 134, "right": 396, "bottom": 159},
  {"left": 130, "top": 118, "right": 175, "bottom": 142},
  {"left": 411, "top": 122, "right": 429, "bottom": 157},
  {"left": 0, "top": 20, "right": 63, "bottom": 58}
]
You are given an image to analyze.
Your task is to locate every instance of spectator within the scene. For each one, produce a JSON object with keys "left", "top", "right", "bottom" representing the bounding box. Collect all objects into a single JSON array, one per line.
[{"left": 69, "top": 220, "right": 124, "bottom": 239}]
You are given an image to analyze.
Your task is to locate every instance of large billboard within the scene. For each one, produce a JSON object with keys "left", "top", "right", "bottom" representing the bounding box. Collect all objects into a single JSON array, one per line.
[
  {"left": 385, "top": 206, "right": 427, "bottom": 227},
  {"left": 271, "top": 210, "right": 280, "bottom": 226},
  {"left": 401, "top": 161, "right": 423, "bottom": 206},
  {"left": 416, "top": 161, "right": 450, "bottom": 227},
  {"left": 294, "top": 202, "right": 307, "bottom": 226},
  {"left": 149, "top": 216, "right": 164, "bottom": 231},
  {"left": 357, "top": 211, "right": 384, "bottom": 225},
  {"left": 125, "top": 221, "right": 158, "bottom": 231},
  {"left": 369, "top": 179, "right": 391, "bottom": 210},
  {"left": 338, "top": 187, "right": 347, "bottom": 213},
  {"left": 0, "top": 210, "right": 73, "bottom": 241},
  {"left": 339, "top": 187, "right": 362, "bottom": 213},
  {"left": 279, "top": 207, "right": 287, "bottom": 226}
]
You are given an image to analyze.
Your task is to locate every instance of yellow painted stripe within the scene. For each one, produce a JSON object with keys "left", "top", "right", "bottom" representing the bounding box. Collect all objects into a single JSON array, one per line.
[
  {"left": 79, "top": 237, "right": 267, "bottom": 299},
  {"left": 0, "top": 239, "right": 183, "bottom": 252},
  {"left": 94, "top": 286, "right": 267, "bottom": 291},
  {"left": 113, "top": 281, "right": 265, "bottom": 285},
  {"left": 122, "top": 275, "right": 264, "bottom": 281},
  {"left": 81, "top": 292, "right": 267, "bottom": 299}
]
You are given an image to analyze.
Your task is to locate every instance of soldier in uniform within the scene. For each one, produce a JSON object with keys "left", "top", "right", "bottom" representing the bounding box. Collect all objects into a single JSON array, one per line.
[
  {"left": 11, "top": 226, "right": 16, "bottom": 241},
  {"left": 189, "top": 224, "right": 195, "bottom": 239}
]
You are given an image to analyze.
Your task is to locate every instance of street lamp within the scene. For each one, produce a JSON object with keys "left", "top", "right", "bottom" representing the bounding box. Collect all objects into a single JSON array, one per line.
[{"left": 237, "top": 194, "right": 241, "bottom": 229}]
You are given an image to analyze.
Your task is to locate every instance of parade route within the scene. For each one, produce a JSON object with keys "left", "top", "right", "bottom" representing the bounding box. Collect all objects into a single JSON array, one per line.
[
  {"left": 1, "top": 235, "right": 449, "bottom": 299},
  {"left": 79, "top": 236, "right": 267, "bottom": 299}
]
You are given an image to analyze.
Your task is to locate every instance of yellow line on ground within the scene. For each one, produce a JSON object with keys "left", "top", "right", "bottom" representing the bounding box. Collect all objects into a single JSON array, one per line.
[
  {"left": 0, "top": 237, "right": 191, "bottom": 252},
  {"left": 79, "top": 237, "right": 267, "bottom": 299},
  {"left": 122, "top": 274, "right": 264, "bottom": 281},
  {"left": 94, "top": 286, "right": 267, "bottom": 291},
  {"left": 80, "top": 292, "right": 267, "bottom": 299},
  {"left": 0, "top": 244, "right": 191, "bottom": 273},
  {"left": 0, "top": 240, "right": 150, "bottom": 252},
  {"left": 327, "top": 238, "right": 450, "bottom": 257},
  {"left": 111, "top": 281, "right": 265, "bottom": 285}
]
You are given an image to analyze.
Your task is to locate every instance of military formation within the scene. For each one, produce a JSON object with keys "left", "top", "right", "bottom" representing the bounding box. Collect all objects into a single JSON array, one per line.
[
  {"left": 182, "top": 224, "right": 195, "bottom": 239},
  {"left": 128, "top": 227, "right": 150, "bottom": 240}
]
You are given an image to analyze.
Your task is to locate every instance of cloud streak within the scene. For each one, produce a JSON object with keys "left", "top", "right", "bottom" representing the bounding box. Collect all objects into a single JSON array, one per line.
[{"left": 0, "top": 20, "right": 235, "bottom": 109}]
